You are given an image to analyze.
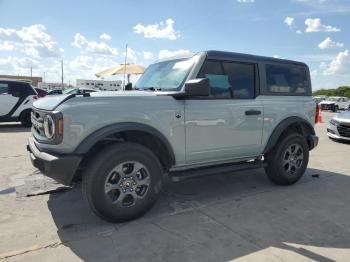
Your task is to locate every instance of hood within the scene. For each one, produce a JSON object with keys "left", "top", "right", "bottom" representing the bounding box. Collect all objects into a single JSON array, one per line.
[
  {"left": 335, "top": 111, "right": 350, "bottom": 123},
  {"left": 33, "top": 94, "right": 73, "bottom": 111},
  {"left": 32, "top": 91, "right": 160, "bottom": 111},
  {"left": 89, "top": 90, "right": 157, "bottom": 97}
]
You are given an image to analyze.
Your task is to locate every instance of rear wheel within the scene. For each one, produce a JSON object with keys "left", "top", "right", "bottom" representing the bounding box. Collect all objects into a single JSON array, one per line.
[
  {"left": 20, "top": 110, "right": 32, "bottom": 127},
  {"left": 82, "top": 143, "right": 163, "bottom": 222},
  {"left": 264, "top": 133, "right": 309, "bottom": 185}
]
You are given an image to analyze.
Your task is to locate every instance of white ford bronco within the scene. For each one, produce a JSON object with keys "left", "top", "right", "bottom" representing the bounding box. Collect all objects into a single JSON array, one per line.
[{"left": 28, "top": 51, "right": 319, "bottom": 222}]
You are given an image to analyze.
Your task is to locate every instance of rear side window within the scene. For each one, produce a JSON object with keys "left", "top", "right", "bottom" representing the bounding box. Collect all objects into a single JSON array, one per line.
[
  {"left": 0, "top": 83, "right": 9, "bottom": 94},
  {"left": 265, "top": 64, "right": 310, "bottom": 95},
  {"left": 197, "top": 60, "right": 255, "bottom": 99}
]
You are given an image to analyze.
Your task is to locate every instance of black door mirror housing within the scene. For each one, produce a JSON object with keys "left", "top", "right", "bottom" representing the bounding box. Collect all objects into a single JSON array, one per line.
[{"left": 184, "top": 78, "right": 210, "bottom": 97}]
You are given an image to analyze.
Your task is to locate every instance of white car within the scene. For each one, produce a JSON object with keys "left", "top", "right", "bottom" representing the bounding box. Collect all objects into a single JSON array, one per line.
[
  {"left": 327, "top": 111, "right": 350, "bottom": 141},
  {"left": 319, "top": 96, "right": 350, "bottom": 112},
  {"left": 0, "top": 79, "right": 38, "bottom": 127}
]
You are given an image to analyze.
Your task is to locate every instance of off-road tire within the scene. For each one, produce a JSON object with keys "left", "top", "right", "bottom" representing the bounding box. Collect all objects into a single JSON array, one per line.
[
  {"left": 82, "top": 142, "right": 163, "bottom": 222},
  {"left": 20, "top": 110, "right": 32, "bottom": 127},
  {"left": 264, "top": 133, "right": 309, "bottom": 185}
]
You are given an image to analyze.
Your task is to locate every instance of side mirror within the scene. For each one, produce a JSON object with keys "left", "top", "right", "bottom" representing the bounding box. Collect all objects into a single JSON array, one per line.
[{"left": 184, "top": 78, "right": 210, "bottom": 97}]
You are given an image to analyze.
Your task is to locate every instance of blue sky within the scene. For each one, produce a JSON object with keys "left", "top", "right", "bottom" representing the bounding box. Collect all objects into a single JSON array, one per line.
[{"left": 0, "top": 0, "right": 349, "bottom": 89}]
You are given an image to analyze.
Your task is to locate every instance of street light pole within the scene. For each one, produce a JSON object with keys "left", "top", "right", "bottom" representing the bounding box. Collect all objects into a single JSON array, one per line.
[
  {"left": 123, "top": 44, "right": 128, "bottom": 91},
  {"left": 61, "top": 59, "right": 64, "bottom": 89}
]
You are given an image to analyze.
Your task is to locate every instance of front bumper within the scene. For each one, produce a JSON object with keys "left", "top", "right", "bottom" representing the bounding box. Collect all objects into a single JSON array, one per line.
[
  {"left": 27, "top": 136, "right": 82, "bottom": 186},
  {"left": 327, "top": 122, "right": 350, "bottom": 141}
]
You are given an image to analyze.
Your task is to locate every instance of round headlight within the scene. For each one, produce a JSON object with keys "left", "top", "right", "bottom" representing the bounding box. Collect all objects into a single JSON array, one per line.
[{"left": 44, "top": 115, "right": 55, "bottom": 139}]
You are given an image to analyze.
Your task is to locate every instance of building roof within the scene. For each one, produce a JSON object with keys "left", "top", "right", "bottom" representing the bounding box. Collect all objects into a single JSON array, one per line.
[{"left": 0, "top": 78, "right": 33, "bottom": 83}]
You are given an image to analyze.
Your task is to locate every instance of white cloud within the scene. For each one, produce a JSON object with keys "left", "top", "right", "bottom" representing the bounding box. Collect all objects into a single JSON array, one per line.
[
  {"left": 100, "top": 33, "right": 111, "bottom": 41},
  {"left": 0, "top": 24, "right": 63, "bottom": 58},
  {"left": 72, "top": 33, "right": 118, "bottom": 56},
  {"left": 305, "top": 18, "right": 340, "bottom": 32},
  {"left": 296, "top": 30, "right": 303, "bottom": 34},
  {"left": 69, "top": 55, "right": 94, "bottom": 71},
  {"left": 158, "top": 49, "right": 192, "bottom": 59},
  {"left": 318, "top": 37, "right": 344, "bottom": 49},
  {"left": 323, "top": 50, "right": 350, "bottom": 75},
  {"left": 133, "top": 18, "right": 178, "bottom": 40},
  {"left": 67, "top": 55, "right": 119, "bottom": 82},
  {"left": 284, "top": 17, "right": 295, "bottom": 28},
  {"left": 123, "top": 47, "right": 137, "bottom": 63},
  {"left": 0, "top": 41, "right": 15, "bottom": 51},
  {"left": 237, "top": 0, "right": 255, "bottom": 3},
  {"left": 143, "top": 51, "right": 154, "bottom": 60}
]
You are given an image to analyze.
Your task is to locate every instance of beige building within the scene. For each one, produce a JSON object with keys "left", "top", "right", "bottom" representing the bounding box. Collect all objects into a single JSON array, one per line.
[{"left": 0, "top": 75, "right": 42, "bottom": 86}]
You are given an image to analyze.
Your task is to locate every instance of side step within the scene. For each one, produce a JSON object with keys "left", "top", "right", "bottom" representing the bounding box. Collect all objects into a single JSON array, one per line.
[{"left": 169, "top": 160, "right": 266, "bottom": 182}]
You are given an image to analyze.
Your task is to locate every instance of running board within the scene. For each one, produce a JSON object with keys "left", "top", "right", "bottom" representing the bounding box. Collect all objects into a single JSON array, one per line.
[{"left": 169, "top": 160, "right": 266, "bottom": 182}]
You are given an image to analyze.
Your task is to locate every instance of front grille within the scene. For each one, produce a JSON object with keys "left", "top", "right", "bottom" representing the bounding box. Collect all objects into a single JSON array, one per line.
[
  {"left": 337, "top": 123, "right": 350, "bottom": 138},
  {"left": 31, "top": 109, "right": 45, "bottom": 137}
]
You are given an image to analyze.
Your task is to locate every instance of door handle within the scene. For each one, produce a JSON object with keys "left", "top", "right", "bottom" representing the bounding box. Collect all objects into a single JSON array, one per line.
[{"left": 245, "top": 110, "right": 261, "bottom": 116}]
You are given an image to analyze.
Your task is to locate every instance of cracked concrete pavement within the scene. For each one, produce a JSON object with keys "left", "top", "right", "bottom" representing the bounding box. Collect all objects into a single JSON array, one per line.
[{"left": 0, "top": 112, "right": 350, "bottom": 261}]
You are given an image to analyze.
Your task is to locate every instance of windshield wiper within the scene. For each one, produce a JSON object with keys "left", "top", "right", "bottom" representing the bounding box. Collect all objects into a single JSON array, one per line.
[{"left": 143, "top": 87, "right": 162, "bottom": 91}]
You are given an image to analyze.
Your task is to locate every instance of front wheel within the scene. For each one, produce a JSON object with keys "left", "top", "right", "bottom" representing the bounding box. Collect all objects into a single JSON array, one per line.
[
  {"left": 20, "top": 110, "right": 32, "bottom": 127},
  {"left": 264, "top": 133, "right": 309, "bottom": 185},
  {"left": 82, "top": 143, "right": 163, "bottom": 222}
]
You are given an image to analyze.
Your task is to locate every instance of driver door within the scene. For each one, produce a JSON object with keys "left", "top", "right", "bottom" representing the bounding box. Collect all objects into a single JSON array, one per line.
[
  {"left": 185, "top": 60, "right": 263, "bottom": 165},
  {"left": 0, "top": 82, "right": 19, "bottom": 117}
]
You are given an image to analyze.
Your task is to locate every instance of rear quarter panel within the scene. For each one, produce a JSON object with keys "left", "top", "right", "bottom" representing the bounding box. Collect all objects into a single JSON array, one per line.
[{"left": 260, "top": 95, "right": 316, "bottom": 149}]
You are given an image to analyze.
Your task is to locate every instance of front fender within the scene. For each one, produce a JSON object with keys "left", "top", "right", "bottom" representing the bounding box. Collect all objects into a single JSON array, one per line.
[{"left": 73, "top": 122, "right": 176, "bottom": 165}]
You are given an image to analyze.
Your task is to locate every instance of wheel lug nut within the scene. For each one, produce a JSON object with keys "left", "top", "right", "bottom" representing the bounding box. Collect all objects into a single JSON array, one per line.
[{"left": 123, "top": 190, "right": 126, "bottom": 193}]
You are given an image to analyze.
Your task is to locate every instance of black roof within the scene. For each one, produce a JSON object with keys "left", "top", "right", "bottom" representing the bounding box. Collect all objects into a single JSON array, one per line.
[{"left": 205, "top": 50, "right": 307, "bottom": 67}]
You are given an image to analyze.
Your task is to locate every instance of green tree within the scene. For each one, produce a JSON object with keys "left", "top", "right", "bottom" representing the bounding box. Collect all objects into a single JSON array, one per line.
[{"left": 313, "top": 86, "right": 350, "bottom": 98}]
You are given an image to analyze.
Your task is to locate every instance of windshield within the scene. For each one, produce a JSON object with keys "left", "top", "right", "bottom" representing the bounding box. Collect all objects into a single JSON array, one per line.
[
  {"left": 135, "top": 57, "right": 194, "bottom": 91},
  {"left": 327, "top": 97, "right": 339, "bottom": 102}
]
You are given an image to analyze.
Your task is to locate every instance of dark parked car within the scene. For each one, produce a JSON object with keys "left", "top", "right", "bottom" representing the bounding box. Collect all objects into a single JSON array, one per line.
[
  {"left": 34, "top": 88, "right": 48, "bottom": 97},
  {"left": 64, "top": 88, "right": 99, "bottom": 95},
  {"left": 47, "top": 89, "right": 63, "bottom": 95}
]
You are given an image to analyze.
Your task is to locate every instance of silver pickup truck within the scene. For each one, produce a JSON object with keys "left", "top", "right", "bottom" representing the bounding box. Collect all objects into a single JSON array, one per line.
[{"left": 27, "top": 50, "right": 318, "bottom": 222}]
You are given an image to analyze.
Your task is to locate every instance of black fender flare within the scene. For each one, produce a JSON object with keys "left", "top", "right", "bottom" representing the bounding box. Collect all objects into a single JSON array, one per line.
[
  {"left": 73, "top": 122, "right": 176, "bottom": 165},
  {"left": 18, "top": 108, "right": 32, "bottom": 121},
  {"left": 263, "top": 116, "right": 315, "bottom": 154}
]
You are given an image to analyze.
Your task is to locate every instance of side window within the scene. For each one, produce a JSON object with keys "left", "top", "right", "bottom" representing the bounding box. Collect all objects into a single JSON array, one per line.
[
  {"left": 0, "top": 83, "right": 9, "bottom": 94},
  {"left": 222, "top": 62, "right": 255, "bottom": 99},
  {"left": 266, "top": 64, "right": 309, "bottom": 95},
  {"left": 197, "top": 61, "right": 231, "bottom": 99}
]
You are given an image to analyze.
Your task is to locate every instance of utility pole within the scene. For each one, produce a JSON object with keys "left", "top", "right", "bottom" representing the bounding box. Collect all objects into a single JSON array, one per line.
[
  {"left": 30, "top": 67, "right": 32, "bottom": 80},
  {"left": 61, "top": 59, "right": 64, "bottom": 88},
  {"left": 123, "top": 44, "right": 128, "bottom": 91}
]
